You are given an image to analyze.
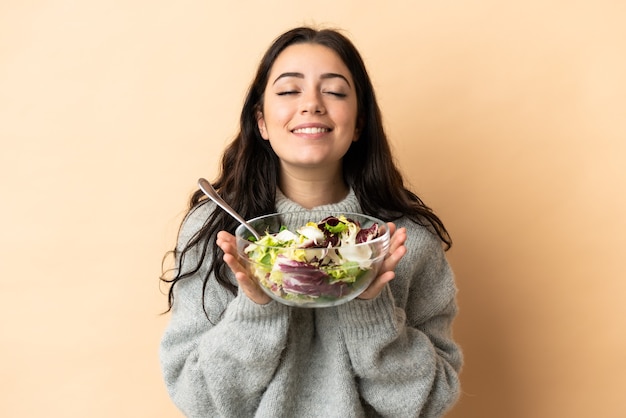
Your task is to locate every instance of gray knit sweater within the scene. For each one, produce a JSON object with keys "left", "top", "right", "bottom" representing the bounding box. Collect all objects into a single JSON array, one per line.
[{"left": 160, "top": 189, "right": 462, "bottom": 417}]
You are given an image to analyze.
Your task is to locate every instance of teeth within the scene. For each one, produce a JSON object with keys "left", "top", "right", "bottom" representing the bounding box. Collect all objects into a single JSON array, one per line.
[{"left": 292, "top": 127, "right": 329, "bottom": 134}]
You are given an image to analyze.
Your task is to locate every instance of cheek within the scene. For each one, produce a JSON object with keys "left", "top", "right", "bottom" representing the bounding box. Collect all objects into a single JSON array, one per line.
[
  {"left": 340, "top": 98, "right": 359, "bottom": 125},
  {"left": 262, "top": 103, "right": 293, "bottom": 129},
  {"left": 337, "top": 106, "right": 359, "bottom": 132},
  {"left": 272, "top": 105, "right": 294, "bottom": 123}
]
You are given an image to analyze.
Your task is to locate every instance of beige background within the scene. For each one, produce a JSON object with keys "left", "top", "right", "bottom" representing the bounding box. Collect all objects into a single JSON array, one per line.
[{"left": 1, "top": 1, "right": 625, "bottom": 417}]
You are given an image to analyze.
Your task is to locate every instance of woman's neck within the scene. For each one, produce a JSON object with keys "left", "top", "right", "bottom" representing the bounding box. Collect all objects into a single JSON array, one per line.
[{"left": 278, "top": 166, "right": 349, "bottom": 209}]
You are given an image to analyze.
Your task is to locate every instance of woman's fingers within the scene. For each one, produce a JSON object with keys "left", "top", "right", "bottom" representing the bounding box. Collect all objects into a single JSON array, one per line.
[
  {"left": 357, "top": 270, "right": 395, "bottom": 300},
  {"left": 387, "top": 223, "right": 406, "bottom": 256},
  {"left": 357, "top": 224, "right": 407, "bottom": 300},
  {"left": 223, "top": 253, "right": 271, "bottom": 304},
  {"left": 383, "top": 225, "right": 407, "bottom": 272},
  {"left": 217, "top": 231, "right": 271, "bottom": 305}
]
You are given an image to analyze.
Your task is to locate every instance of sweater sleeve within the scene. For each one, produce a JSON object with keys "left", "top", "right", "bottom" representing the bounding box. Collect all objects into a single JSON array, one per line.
[
  {"left": 336, "top": 227, "right": 463, "bottom": 418},
  {"left": 159, "top": 204, "right": 292, "bottom": 418}
]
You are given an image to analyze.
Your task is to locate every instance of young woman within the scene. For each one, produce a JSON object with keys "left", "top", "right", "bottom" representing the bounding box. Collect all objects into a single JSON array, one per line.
[{"left": 160, "top": 26, "right": 462, "bottom": 417}]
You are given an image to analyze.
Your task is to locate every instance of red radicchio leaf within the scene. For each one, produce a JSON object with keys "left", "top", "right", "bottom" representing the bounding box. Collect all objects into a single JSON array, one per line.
[{"left": 356, "top": 223, "right": 380, "bottom": 243}]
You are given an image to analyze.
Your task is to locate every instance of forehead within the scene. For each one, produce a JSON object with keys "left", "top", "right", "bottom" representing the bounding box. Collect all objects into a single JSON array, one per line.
[{"left": 268, "top": 43, "right": 353, "bottom": 83}]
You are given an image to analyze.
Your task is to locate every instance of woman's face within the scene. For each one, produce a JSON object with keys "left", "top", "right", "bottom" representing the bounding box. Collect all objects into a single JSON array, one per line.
[{"left": 257, "top": 43, "right": 359, "bottom": 174}]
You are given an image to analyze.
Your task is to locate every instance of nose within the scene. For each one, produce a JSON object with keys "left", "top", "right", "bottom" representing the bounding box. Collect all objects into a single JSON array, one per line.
[{"left": 300, "top": 90, "right": 325, "bottom": 114}]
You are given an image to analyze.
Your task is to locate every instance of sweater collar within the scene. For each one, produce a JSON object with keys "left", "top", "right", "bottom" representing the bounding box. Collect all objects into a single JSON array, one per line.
[{"left": 275, "top": 188, "right": 361, "bottom": 214}]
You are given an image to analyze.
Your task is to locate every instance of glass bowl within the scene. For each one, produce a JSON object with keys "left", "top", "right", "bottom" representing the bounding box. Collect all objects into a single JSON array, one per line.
[{"left": 235, "top": 211, "right": 390, "bottom": 308}]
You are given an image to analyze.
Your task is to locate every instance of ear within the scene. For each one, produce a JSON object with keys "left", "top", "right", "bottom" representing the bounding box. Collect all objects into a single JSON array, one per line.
[
  {"left": 256, "top": 111, "right": 269, "bottom": 140},
  {"left": 353, "top": 117, "right": 364, "bottom": 142}
]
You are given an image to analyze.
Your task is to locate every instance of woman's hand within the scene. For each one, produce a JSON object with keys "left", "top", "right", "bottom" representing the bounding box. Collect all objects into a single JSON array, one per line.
[
  {"left": 216, "top": 231, "right": 272, "bottom": 305},
  {"left": 357, "top": 222, "right": 407, "bottom": 300}
]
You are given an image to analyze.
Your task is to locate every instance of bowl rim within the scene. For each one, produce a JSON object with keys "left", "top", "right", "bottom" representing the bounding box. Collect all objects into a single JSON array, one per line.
[{"left": 235, "top": 210, "right": 390, "bottom": 250}]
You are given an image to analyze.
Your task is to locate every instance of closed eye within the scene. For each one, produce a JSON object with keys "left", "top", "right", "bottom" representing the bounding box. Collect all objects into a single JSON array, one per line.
[{"left": 277, "top": 91, "right": 299, "bottom": 96}]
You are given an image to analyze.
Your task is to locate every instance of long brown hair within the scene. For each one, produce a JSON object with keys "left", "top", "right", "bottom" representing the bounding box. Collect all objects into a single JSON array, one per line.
[{"left": 161, "top": 27, "right": 451, "bottom": 314}]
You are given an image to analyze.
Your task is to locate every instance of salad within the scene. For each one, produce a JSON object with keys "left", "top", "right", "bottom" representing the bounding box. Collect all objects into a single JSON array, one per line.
[{"left": 243, "top": 215, "right": 383, "bottom": 302}]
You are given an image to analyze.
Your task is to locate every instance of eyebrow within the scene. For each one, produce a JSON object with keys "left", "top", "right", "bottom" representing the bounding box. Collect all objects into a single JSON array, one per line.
[{"left": 272, "top": 72, "right": 351, "bottom": 87}]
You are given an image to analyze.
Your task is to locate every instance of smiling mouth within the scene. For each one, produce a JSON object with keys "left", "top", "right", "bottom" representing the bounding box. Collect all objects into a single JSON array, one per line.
[{"left": 292, "top": 127, "right": 331, "bottom": 134}]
